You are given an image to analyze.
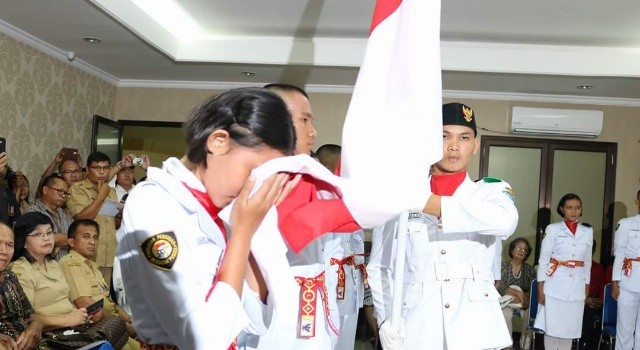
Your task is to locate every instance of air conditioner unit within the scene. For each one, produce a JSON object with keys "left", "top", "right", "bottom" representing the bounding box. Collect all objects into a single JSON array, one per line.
[{"left": 510, "top": 107, "right": 603, "bottom": 138}]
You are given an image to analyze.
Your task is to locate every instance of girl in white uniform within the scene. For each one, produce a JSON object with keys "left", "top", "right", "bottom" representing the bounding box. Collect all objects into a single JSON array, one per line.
[
  {"left": 117, "top": 88, "right": 300, "bottom": 350},
  {"left": 535, "top": 193, "right": 592, "bottom": 350}
]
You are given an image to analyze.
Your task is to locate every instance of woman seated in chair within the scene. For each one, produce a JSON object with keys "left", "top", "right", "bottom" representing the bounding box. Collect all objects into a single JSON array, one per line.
[
  {"left": 10, "top": 212, "right": 133, "bottom": 350},
  {"left": 0, "top": 222, "right": 42, "bottom": 350},
  {"left": 498, "top": 237, "right": 536, "bottom": 349}
]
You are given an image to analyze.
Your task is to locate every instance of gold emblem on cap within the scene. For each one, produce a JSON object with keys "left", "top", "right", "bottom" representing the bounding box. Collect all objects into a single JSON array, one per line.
[{"left": 462, "top": 106, "right": 474, "bottom": 122}]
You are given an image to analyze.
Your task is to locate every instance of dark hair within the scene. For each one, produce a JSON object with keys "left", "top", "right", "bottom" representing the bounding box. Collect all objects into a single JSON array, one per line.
[
  {"left": 556, "top": 193, "right": 582, "bottom": 217},
  {"left": 636, "top": 189, "right": 640, "bottom": 200},
  {"left": 42, "top": 174, "right": 66, "bottom": 188},
  {"left": 86, "top": 152, "right": 111, "bottom": 166},
  {"left": 185, "top": 87, "right": 296, "bottom": 165},
  {"left": 68, "top": 219, "right": 100, "bottom": 239},
  {"left": 263, "top": 83, "right": 309, "bottom": 99},
  {"left": 12, "top": 212, "right": 54, "bottom": 263},
  {"left": 508, "top": 237, "right": 532, "bottom": 261},
  {"left": 315, "top": 144, "right": 342, "bottom": 157}
]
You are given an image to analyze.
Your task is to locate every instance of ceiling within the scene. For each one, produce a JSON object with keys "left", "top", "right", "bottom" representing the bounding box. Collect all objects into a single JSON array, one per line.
[{"left": 1, "top": 0, "right": 640, "bottom": 105}]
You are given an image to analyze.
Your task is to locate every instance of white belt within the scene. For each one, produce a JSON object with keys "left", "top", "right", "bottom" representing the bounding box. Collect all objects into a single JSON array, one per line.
[{"left": 404, "top": 262, "right": 492, "bottom": 283}]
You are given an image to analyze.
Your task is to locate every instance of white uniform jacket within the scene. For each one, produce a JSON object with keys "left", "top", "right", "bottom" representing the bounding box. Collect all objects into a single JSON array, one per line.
[
  {"left": 613, "top": 214, "right": 640, "bottom": 292},
  {"left": 222, "top": 155, "right": 428, "bottom": 350},
  {"left": 117, "top": 158, "right": 265, "bottom": 349},
  {"left": 537, "top": 221, "right": 592, "bottom": 301},
  {"left": 367, "top": 175, "right": 518, "bottom": 350}
]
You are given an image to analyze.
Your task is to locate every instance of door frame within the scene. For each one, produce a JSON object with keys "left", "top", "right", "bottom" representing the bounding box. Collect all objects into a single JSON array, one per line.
[{"left": 479, "top": 136, "right": 617, "bottom": 265}]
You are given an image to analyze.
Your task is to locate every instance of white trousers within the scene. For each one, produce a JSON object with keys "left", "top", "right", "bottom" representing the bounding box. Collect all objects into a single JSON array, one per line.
[
  {"left": 616, "top": 288, "right": 640, "bottom": 350},
  {"left": 543, "top": 335, "right": 572, "bottom": 350},
  {"left": 335, "top": 312, "right": 358, "bottom": 350}
]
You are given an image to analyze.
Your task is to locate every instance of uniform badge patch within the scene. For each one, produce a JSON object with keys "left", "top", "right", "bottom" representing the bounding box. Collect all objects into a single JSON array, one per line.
[
  {"left": 141, "top": 231, "right": 179, "bottom": 270},
  {"left": 503, "top": 187, "right": 516, "bottom": 203}
]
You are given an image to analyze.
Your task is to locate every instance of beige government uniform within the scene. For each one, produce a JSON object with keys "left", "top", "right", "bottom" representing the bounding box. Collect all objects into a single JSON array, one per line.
[
  {"left": 67, "top": 178, "right": 118, "bottom": 286},
  {"left": 10, "top": 257, "right": 75, "bottom": 316},
  {"left": 60, "top": 250, "right": 140, "bottom": 350}
]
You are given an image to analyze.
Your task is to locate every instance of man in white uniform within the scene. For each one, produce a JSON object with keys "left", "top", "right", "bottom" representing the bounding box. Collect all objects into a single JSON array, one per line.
[
  {"left": 612, "top": 189, "right": 640, "bottom": 350},
  {"left": 368, "top": 102, "right": 518, "bottom": 350}
]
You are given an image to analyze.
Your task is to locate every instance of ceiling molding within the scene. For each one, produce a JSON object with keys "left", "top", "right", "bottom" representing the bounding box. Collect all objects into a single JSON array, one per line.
[
  {"left": 119, "top": 79, "right": 640, "bottom": 107},
  {"left": 0, "top": 18, "right": 119, "bottom": 86}
]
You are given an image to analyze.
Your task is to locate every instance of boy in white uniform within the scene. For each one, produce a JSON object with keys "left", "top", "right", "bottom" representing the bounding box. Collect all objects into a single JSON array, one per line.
[
  {"left": 368, "top": 102, "right": 518, "bottom": 350},
  {"left": 612, "top": 189, "right": 640, "bottom": 350}
]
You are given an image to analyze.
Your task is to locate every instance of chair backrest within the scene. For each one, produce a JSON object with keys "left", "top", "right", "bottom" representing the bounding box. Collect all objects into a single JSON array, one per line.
[
  {"left": 602, "top": 283, "right": 617, "bottom": 327},
  {"left": 528, "top": 279, "right": 538, "bottom": 325}
]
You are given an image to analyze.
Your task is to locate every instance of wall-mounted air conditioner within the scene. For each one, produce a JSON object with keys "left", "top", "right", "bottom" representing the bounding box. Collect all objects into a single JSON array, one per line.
[{"left": 510, "top": 107, "right": 603, "bottom": 138}]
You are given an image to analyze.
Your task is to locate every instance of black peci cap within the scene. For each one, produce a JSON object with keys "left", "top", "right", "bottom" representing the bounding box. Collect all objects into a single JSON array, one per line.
[{"left": 442, "top": 102, "right": 477, "bottom": 135}]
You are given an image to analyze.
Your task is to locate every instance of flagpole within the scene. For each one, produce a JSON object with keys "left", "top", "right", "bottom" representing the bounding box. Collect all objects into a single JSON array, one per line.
[{"left": 391, "top": 210, "right": 409, "bottom": 329}]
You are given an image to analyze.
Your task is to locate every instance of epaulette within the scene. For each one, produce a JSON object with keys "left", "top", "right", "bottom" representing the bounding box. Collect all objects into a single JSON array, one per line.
[
  {"left": 482, "top": 177, "right": 504, "bottom": 183},
  {"left": 66, "top": 261, "right": 82, "bottom": 267},
  {"left": 581, "top": 222, "right": 592, "bottom": 228}
]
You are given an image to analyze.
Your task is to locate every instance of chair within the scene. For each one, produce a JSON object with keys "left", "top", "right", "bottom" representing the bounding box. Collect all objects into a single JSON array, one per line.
[
  {"left": 598, "top": 283, "right": 617, "bottom": 350},
  {"left": 524, "top": 279, "right": 545, "bottom": 350},
  {"left": 77, "top": 341, "right": 115, "bottom": 350}
]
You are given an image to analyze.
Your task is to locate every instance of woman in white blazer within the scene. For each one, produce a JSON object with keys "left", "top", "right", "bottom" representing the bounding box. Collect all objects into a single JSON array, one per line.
[{"left": 534, "top": 193, "right": 592, "bottom": 350}]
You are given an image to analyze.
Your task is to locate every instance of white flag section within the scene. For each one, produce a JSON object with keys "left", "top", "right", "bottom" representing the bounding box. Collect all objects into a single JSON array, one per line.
[{"left": 341, "top": 0, "right": 442, "bottom": 225}]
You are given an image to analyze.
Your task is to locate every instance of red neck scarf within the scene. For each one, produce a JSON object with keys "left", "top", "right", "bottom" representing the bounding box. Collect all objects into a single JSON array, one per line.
[
  {"left": 564, "top": 220, "right": 578, "bottom": 235},
  {"left": 430, "top": 171, "right": 466, "bottom": 196},
  {"left": 182, "top": 183, "right": 228, "bottom": 241}
]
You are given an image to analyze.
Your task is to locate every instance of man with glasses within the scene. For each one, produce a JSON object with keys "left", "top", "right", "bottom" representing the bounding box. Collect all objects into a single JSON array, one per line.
[
  {"left": 25, "top": 174, "right": 73, "bottom": 260},
  {"left": 67, "top": 152, "right": 119, "bottom": 288}
]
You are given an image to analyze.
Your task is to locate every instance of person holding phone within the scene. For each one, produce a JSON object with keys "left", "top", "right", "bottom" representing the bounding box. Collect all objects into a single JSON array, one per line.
[{"left": 59, "top": 219, "right": 140, "bottom": 349}]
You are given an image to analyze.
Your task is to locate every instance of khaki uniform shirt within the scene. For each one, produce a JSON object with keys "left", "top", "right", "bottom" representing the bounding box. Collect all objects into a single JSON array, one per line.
[
  {"left": 10, "top": 257, "right": 75, "bottom": 316},
  {"left": 59, "top": 250, "right": 117, "bottom": 314},
  {"left": 67, "top": 178, "right": 118, "bottom": 268}
]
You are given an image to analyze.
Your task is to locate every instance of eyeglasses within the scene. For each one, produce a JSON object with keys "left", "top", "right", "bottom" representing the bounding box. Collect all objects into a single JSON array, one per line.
[
  {"left": 47, "top": 186, "right": 70, "bottom": 197},
  {"left": 60, "top": 169, "right": 82, "bottom": 175},
  {"left": 27, "top": 231, "right": 54, "bottom": 240},
  {"left": 89, "top": 165, "right": 111, "bottom": 172},
  {"left": 514, "top": 247, "right": 528, "bottom": 252}
]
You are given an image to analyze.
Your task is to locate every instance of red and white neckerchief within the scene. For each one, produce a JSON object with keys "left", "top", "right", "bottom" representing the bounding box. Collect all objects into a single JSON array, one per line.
[
  {"left": 430, "top": 171, "right": 466, "bottom": 196},
  {"left": 564, "top": 220, "right": 578, "bottom": 235},
  {"left": 182, "top": 183, "right": 236, "bottom": 350}
]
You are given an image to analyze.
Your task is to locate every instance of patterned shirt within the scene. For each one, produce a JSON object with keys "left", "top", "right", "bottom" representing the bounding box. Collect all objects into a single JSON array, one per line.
[
  {"left": 497, "top": 260, "right": 536, "bottom": 295},
  {"left": 0, "top": 270, "right": 33, "bottom": 340}
]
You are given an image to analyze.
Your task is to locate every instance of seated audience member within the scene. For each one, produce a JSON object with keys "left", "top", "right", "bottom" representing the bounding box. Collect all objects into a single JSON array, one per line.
[
  {"left": 13, "top": 172, "right": 30, "bottom": 213},
  {"left": 10, "top": 212, "right": 89, "bottom": 332},
  {"left": 498, "top": 237, "right": 536, "bottom": 349},
  {"left": 0, "top": 222, "right": 42, "bottom": 350},
  {"left": 59, "top": 219, "right": 139, "bottom": 348},
  {"left": 0, "top": 163, "right": 21, "bottom": 227},
  {"left": 581, "top": 240, "right": 604, "bottom": 350},
  {"left": 25, "top": 175, "right": 72, "bottom": 260}
]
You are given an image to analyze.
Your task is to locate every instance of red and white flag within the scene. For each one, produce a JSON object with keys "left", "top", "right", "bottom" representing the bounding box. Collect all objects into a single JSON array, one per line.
[{"left": 341, "top": 0, "right": 442, "bottom": 223}]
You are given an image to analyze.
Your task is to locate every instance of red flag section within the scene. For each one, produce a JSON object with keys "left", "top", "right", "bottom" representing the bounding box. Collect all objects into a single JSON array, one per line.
[
  {"left": 370, "top": 0, "right": 402, "bottom": 34},
  {"left": 276, "top": 175, "right": 360, "bottom": 253}
]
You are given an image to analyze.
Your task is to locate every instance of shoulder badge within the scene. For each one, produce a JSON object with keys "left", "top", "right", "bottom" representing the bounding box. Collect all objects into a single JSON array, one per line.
[
  {"left": 141, "top": 231, "right": 179, "bottom": 270},
  {"left": 482, "top": 177, "right": 503, "bottom": 183},
  {"left": 581, "top": 222, "right": 592, "bottom": 228},
  {"left": 502, "top": 187, "right": 516, "bottom": 203}
]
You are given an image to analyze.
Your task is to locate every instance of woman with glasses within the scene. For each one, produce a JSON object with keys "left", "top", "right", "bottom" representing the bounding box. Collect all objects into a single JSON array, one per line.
[
  {"left": 498, "top": 237, "right": 536, "bottom": 349},
  {"left": 9, "top": 212, "right": 90, "bottom": 331},
  {"left": 534, "top": 193, "right": 593, "bottom": 350}
]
